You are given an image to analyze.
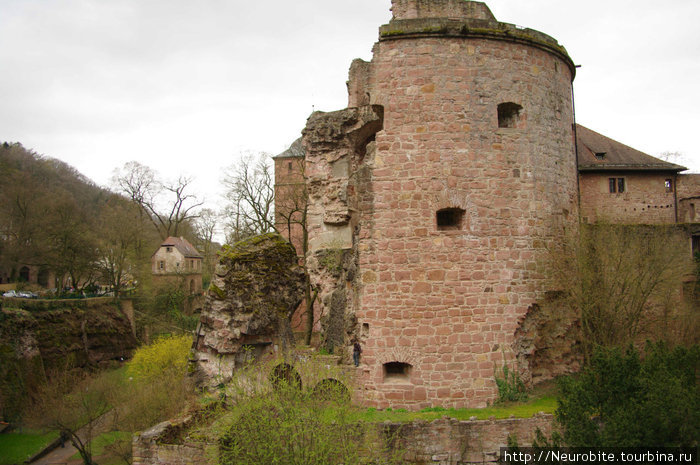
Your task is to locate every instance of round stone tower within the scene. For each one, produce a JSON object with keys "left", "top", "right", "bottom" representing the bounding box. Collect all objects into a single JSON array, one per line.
[{"left": 303, "top": 0, "right": 578, "bottom": 408}]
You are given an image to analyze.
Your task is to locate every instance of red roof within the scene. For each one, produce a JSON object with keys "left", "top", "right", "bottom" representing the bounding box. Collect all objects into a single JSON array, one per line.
[
  {"left": 159, "top": 236, "right": 203, "bottom": 258},
  {"left": 577, "top": 125, "right": 686, "bottom": 172}
]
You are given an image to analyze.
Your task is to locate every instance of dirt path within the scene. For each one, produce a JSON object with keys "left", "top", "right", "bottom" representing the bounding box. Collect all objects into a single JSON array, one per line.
[
  {"left": 30, "top": 411, "right": 115, "bottom": 465},
  {"left": 31, "top": 441, "right": 81, "bottom": 465}
]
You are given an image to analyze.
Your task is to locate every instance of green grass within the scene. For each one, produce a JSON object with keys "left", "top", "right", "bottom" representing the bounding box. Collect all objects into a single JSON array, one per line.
[
  {"left": 354, "top": 395, "right": 557, "bottom": 423},
  {"left": 69, "top": 431, "right": 132, "bottom": 461},
  {"left": 0, "top": 430, "right": 58, "bottom": 465}
]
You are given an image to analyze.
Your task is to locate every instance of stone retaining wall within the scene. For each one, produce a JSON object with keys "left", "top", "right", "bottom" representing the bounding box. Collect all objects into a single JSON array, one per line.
[{"left": 132, "top": 414, "right": 554, "bottom": 465}]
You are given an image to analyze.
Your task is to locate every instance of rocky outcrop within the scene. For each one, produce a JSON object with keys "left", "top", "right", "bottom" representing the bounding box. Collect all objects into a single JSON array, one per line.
[
  {"left": 302, "top": 105, "right": 383, "bottom": 354},
  {"left": 0, "top": 298, "right": 137, "bottom": 421},
  {"left": 190, "top": 233, "right": 306, "bottom": 388}
]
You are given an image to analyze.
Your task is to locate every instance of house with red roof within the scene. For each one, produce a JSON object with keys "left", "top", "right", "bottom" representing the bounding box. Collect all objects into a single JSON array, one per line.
[{"left": 152, "top": 236, "right": 203, "bottom": 295}]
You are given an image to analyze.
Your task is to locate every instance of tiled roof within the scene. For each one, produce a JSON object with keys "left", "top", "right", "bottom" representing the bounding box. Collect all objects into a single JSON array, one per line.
[
  {"left": 273, "top": 138, "right": 304, "bottom": 159},
  {"left": 577, "top": 124, "right": 686, "bottom": 172},
  {"left": 159, "top": 236, "right": 203, "bottom": 258}
]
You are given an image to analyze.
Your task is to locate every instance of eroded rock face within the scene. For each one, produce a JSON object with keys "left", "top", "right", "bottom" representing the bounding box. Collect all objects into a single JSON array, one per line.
[
  {"left": 513, "top": 296, "right": 582, "bottom": 386},
  {"left": 302, "top": 105, "right": 384, "bottom": 354},
  {"left": 190, "top": 233, "right": 305, "bottom": 388}
]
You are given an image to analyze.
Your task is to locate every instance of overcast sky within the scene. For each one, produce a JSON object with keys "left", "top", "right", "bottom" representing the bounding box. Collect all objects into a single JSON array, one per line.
[{"left": 2, "top": 0, "right": 699, "bottom": 216}]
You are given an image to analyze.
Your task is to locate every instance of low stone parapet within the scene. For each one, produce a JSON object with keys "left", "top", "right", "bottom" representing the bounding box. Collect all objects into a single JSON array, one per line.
[{"left": 132, "top": 412, "right": 554, "bottom": 465}]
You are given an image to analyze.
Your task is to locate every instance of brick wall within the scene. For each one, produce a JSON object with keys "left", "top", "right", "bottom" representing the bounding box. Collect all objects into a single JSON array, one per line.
[
  {"left": 350, "top": 34, "right": 577, "bottom": 409},
  {"left": 579, "top": 172, "right": 678, "bottom": 224},
  {"left": 677, "top": 173, "right": 700, "bottom": 223}
]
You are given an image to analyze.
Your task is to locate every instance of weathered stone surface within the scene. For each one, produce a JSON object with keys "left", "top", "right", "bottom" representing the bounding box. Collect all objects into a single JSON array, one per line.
[
  {"left": 513, "top": 298, "right": 581, "bottom": 386},
  {"left": 302, "top": 105, "right": 384, "bottom": 356},
  {"left": 190, "top": 233, "right": 305, "bottom": 388}
]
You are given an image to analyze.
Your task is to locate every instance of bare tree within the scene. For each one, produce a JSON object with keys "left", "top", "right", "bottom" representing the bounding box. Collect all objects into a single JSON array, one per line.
[
  {"left": 223, "top": 150, "right": 318, "bottom": 345},
  {"left": 29, "top": 370, "right": 112, "bottom": 465},
  {"left": 96, "top": 197, "right": 142, "bottom": 296},
  {"left": 112, "top": 162, "right": 203, "bottom": 240},
  {"left": 549, "top": 224, "right": 695, "bottom": 361},
  {"left": 221, "top": 153, "right": 275, "bottom": 242},
  {"left": 193, "top": 208, "right": 220, "bottom": 282}
]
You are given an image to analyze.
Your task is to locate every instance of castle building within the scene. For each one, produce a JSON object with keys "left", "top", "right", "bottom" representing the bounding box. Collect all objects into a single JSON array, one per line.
[
  {"left": 576, "top": 124, "right": 699, "bottom": 225},
  {"left": 274, "top": 0, "right": 700, "bottom": 409}
]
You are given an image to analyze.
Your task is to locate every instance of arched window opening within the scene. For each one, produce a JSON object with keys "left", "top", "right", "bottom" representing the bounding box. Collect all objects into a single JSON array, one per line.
[
  {"left": 497, "top": 102, "right": 523, "bottom": 128},
  {"left": 270, "top": 363, "right": 302, "bottom": 391},
  {"left": 312, "top": 378, "right": 350, "bottom": 403},
  {"left": 383, "top": 361, "right": 412, "bottom": 382}
]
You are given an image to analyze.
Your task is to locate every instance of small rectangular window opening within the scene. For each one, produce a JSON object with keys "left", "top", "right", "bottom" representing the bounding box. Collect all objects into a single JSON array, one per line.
[
  {"left": 383, "top": 362, "right": 412, "bottom": 382},
  {"left": 166, "top": 246, "right": 172, "bottom": 253},
  {"left": 665, "top": 179, "right": 673, "bottom": 192},
  {"left": 497, "top": 102, "right": 523, "bottom": 128},
  {"left": 595, "top": 152, "right": 606, "bottom": 160},
  {"left": 617, "top": 178, "right": 625, "bottom": 193},
  {"left": 437, "top": 208, "right": 465, "bottom": 230}
]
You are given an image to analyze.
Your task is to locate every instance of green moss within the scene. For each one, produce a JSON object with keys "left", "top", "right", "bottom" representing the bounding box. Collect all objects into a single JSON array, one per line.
[
  {"left": 380, "top": 28, "right": 404, "bottom": 37},
  {"left": 210, "top": 284, "right": 227, "bottom": 300},
  {"left": 421, "top": 26, "right": 448, "bottom": 34},
  {"left": 318, "top": 248, "right": 344, "bottom": 274},
  {"left": 219, "top": 233, "right": 294, "bottom": 262}
]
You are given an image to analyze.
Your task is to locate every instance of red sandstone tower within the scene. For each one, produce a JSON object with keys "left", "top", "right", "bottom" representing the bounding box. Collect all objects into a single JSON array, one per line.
[{"left": 301, "top": 0, "right": 579, "bottom": 408}]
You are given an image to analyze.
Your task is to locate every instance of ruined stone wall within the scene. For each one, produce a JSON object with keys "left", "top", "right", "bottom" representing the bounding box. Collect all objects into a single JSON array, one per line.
[
  {"left": 302, "top": 106, "right": 384, "bottom": 354},
  {"left": 579, "top": 172, "right": 679, "bottom": 224},
  {"left": 391, "top": 0, "right": 497, "bottom": 21},
  {"left": 312, "top": 2, "right": 578, "bottom": 409},
  {"left": 132, "top": 413, "right": 554, "bottom": 465},
  {"left": 391, "top": 415, "right": 555, "bottom": 464}
]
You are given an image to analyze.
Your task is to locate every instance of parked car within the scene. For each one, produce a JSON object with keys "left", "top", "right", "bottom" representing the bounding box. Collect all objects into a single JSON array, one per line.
[
  {"left": 18, "top": 291, "right": 38, "bottom": 298},
  {"left": 2, "top": 290, "right": 38, "bottom": 298}
]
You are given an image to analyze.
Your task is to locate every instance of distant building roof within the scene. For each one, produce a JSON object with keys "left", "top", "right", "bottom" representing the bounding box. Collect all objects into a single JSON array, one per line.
[
  {"left": 577, "top": 124, "right": 686, "bottom": 172},
  {"left": 159, "top": 236, "right": 203, "bottom": 258},
  {"left": 273, "top": 138, "right": 305, "bottom": 159}
]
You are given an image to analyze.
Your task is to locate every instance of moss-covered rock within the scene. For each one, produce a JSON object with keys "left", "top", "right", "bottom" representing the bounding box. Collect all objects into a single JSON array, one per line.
[{"left": 191, "top": 233, "right": 306, "bottom": 388}]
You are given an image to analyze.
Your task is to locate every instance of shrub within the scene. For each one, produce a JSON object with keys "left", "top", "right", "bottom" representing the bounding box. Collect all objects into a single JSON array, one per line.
[
  {"left": 127, "top": 334, "right": 192, "bottom": 381},
  {"left": 216, "top": 358, "right": 402, "bottom": 465},
  {"left": 494, "top": 359, "right": 528, "bottom": 403},
  {"left": 556, "top": 342, "right": 699, "bottom": 446}
]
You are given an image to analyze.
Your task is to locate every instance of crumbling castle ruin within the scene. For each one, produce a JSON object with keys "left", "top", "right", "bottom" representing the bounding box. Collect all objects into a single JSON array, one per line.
[
  {"left": 197, "top": 0, "right": 699, "bottom": 409},
  {"left": 296, "top": 0, "right": 579, "bottom": 409}
]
